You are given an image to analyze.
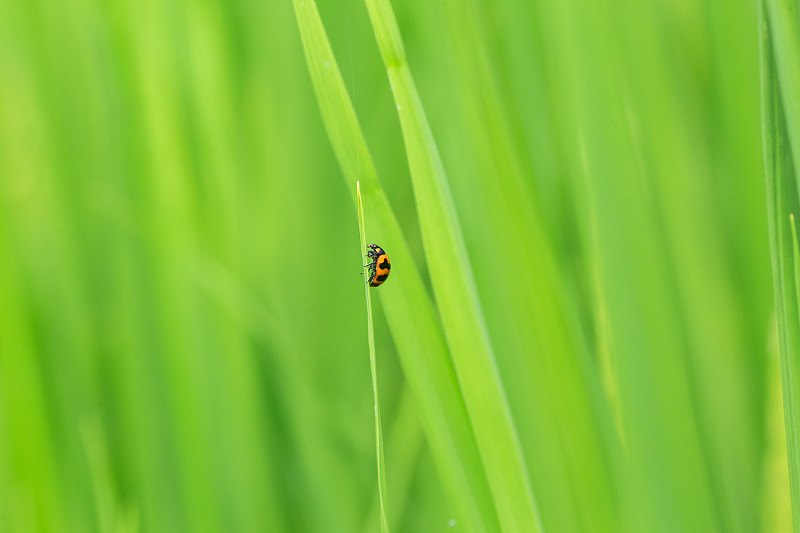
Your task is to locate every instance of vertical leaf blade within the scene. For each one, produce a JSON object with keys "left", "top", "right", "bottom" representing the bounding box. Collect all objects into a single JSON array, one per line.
[
  {"left": 761, "top": 0, "right": 800, "bottom": 528},
  {"left": 291, "top": 2, "right": 500, "bottom": 531},
  {"left": 361, "top": 0, "right": 542, "bottom": 530}
]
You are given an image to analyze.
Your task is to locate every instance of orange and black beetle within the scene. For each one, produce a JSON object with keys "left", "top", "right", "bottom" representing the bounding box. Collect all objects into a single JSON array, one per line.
[{"left": 365, "top": 243, "right": 391, "bottom": 287}]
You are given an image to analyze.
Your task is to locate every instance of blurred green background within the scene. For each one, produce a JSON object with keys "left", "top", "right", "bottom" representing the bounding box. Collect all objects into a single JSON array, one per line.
[{"left": 0, "top": 0, "right": 789, "bottom": 531}]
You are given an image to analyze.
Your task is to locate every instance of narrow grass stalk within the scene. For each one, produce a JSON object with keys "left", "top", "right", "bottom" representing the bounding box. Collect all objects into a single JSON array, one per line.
[
  {"left": 761, "top": 1, "right": 800, "bottom": 528},
  {"left": 361, "top": 0, "right": 542, "bottom": 530},
  {"left": 361, "top": 388, "right": 424, "bottom": 533},
  {"left": 292, "top": 1, "right": 499, "bottom": 530},
  {"left": 791, "top": 214, "right": 800, "bottom": 319},
  {"left": 764, "top": 0, "right": 800, "bottom": 169},
  {"left": 358, "top": 182, "right": 390, "bottom": 533}
]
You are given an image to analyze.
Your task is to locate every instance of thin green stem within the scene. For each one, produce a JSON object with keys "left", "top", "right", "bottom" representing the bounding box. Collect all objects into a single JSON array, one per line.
[{"left": 358, "top": 181, "right": 390, "bottom": 533}]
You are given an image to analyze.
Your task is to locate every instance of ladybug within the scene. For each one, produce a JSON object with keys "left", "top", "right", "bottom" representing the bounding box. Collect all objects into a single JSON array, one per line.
[{"left": 365, "top": 243, "right": 391, "bottom": 287}]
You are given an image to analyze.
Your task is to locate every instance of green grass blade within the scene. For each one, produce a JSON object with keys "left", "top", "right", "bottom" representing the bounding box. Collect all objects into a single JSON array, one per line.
[
  {"left": 357, "top": 182, "right": 390, "bottom": 533},
  {"left": 765, "top": 0, "right": 800, "bottom": 174},
  {"left": 361, "top": 1, "right": 542, "bottom": 530},
  {"left": 790, "top": 214, "right": 800, "bottom": 331},
  {"left": 291, "top": 2, "right": 499, "bottom": 531},
  {"left": 762, "top": 1, "right": 800, "bottom": 528},
  {"left": 412, "top": 2, "right": 621, "bottom": 530},
  {"left": 761, "top": 325, "right": 794, "bottom": 532},
  {"left": 361, "top": 387, "right": 425, "bottom": 533}
]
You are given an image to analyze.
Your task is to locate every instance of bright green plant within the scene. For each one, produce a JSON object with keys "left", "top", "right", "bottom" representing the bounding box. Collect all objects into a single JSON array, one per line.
[{"left": 0, "top": 0, "right": 789, "bottom": 532}]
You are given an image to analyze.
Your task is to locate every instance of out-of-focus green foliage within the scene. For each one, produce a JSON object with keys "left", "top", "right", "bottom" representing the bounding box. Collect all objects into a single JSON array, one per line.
[
  {"left": 762, "top": 0, "right": 800, "bottom": 529},
  {"left": 0, "top": 0, "right": 788, "bottom": 531}
]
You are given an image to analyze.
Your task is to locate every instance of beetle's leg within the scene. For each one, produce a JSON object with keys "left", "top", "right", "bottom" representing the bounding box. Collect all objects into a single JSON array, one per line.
[{"left": 365, "top": 263, "right": 376, "bottom": 282}]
